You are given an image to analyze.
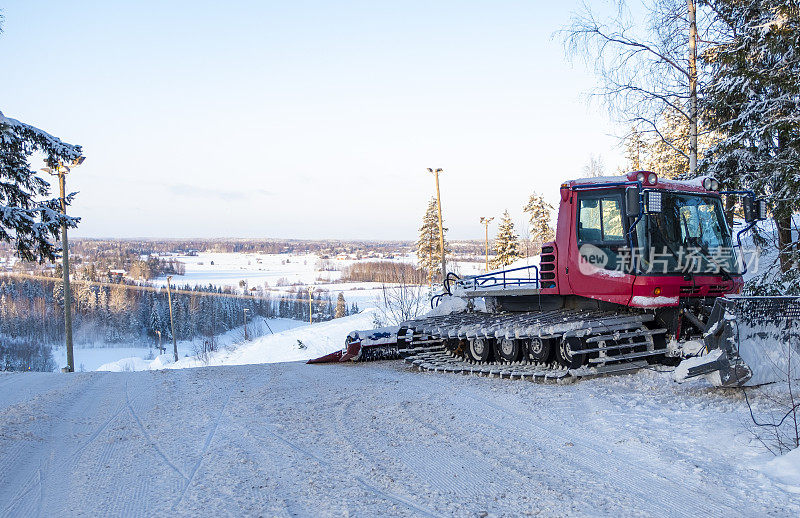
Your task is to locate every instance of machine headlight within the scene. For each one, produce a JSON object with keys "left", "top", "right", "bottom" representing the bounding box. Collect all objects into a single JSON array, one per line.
[
  {"left": 646, "top": 191, "right": 662, "bottom": 213},
  {"left": 647, "top": 172, "right": 658, "bottom": 185},
  {"left": 636, "top": 172, "right": 646, "bottom": 183},
  {"left": 702, "top": 177, "right": 720, "bottom": 191}
]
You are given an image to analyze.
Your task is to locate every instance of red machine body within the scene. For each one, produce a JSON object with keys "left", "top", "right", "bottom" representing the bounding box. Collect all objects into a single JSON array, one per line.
[{"left": 537, "top": 171, "right": 743, "bottom": 309}]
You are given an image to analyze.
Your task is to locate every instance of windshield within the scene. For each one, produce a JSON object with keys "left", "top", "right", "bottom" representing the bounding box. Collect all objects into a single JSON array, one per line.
[{"left": 639, "top": 193, "right": 739, "bottom": 275}]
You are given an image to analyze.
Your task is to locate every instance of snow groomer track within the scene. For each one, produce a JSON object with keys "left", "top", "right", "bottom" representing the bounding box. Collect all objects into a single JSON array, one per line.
[{"left": 400, "top": 309, "right": 668, "bottom": 383}]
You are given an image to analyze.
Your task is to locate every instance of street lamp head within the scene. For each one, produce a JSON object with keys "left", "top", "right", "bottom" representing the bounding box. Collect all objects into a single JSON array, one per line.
[{"left": 436, "top": 168, "right": 443, "bottom": 173}]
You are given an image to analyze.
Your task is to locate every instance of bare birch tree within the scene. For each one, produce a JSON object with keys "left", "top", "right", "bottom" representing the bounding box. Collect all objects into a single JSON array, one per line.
[{"left": 562, "top": 0, "right": 726, "bottom": 176}]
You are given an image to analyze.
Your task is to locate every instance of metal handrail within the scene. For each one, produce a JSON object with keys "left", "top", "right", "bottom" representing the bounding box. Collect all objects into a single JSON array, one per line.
[{"left": 454, "top": 264, "right": 540, "bottom": 291}]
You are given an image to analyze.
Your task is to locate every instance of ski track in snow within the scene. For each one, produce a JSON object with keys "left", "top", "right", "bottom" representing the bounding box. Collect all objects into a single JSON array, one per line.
[{"left": 1, "top": 363, "right": 800, "bottom": 517}]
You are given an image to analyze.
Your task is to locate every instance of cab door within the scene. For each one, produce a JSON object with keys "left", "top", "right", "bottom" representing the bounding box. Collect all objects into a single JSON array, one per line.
[{"left": 567, "top": 190, "right": 636, "bottom": 305}]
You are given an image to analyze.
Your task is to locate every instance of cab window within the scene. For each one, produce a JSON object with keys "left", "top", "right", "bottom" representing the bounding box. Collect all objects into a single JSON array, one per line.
[{"left": 578, "top": 195, "right": 625, "bottom": 243}]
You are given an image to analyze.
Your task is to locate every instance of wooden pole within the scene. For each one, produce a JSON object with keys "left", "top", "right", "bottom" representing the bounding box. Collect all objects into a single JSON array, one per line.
[
  {"left": 166, "top": 275, "right": 178, "bottom": 361},
  {"left": 58, "top": 168, "right": 74, "bottom": 372}
]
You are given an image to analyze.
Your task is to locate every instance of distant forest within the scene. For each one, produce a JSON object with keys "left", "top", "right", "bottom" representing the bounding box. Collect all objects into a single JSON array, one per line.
[
  {"left": 0, "top": 238, "right": 485, "bottom": 260},
  {"left": 341, "top": 261, "right": 428, "bottom": 284},
  {"left": 0, "top": 277, "right": 358, "bottom": 371}
]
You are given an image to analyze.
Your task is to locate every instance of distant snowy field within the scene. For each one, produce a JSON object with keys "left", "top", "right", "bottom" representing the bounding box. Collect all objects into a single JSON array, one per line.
[
  {"left": 150, "top": 252, "right": 393, "bottom": 311},
  {"left": 150, "top": 251, "right": 485, "bottom": 309}
]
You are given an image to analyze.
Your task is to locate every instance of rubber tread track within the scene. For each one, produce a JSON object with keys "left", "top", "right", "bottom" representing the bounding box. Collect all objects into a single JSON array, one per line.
[
  {"left": 398, "top": 310, "right": 667, "bottom": 383},
  {"left": 402, "top": 348, "right": 652, "bottom": 383}
]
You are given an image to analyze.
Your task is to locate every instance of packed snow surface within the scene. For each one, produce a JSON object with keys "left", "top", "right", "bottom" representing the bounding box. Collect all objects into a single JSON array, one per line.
[
  {"left": 758, "top": 448, "right": 800, "bottom": 494},
  {"left": 1, "top": 363, "right": 799, "bottom": 516}
]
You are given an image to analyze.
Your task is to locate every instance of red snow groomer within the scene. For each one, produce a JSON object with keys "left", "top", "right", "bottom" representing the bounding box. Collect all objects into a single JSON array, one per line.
[{"left": 311, "top": 172, "right": 799, "bottom": 387}]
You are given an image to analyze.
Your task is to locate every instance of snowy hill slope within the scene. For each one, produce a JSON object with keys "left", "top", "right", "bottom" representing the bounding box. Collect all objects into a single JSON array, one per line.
[
  {"left": 1, "top": 363, "right": 798, "bottom": 516},
  {"left": 97, "top": 310, "right": 378, "bottom": 371}
]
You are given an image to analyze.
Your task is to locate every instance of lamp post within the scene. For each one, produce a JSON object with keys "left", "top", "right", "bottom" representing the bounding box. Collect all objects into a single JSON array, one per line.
[
  {"left": 426, "top": 168, "right": 447, "bottom": 282},
  {"left": 42, "top": 156, "right": 84, "bottom": 373},
  {"left": 480, "top": 216, "right": 494, "bottom": 272},
  {"left": 166, "top": 275, "right": 178, "bottom": 362}
]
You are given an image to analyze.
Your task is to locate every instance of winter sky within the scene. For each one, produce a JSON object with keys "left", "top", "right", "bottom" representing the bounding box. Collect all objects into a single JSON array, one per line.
[{"left": 1, "top": 1, "right": 626, "bottom": 240}]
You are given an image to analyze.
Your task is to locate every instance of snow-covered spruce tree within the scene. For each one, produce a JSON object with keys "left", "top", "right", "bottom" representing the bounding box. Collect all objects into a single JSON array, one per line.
[
  {"left": 335, "top": 292, "right": 346, "bottom": 318},
  {"left": 701, "top": 1, "right": 800, "bottom": 279},
  {"left": 620, "top": 107, "right": 720, "bottom": 179},
  {"left": 491, "top": 211, "right": 520, "bottom": 269},
  {"left": 523, "top": 192, "right": 555, "bottom": 255},
  {"left": 624, "top": 126, "right": 646, "bottom": 171},
  {"left": 643, "top": 108, "right": 693, "bottom": 179},
  {"left": 0, "top": 110, "right": 82, "bottom": 262},
  {"left": 415, "top": 197, "right": 448, "bottom": 284}
]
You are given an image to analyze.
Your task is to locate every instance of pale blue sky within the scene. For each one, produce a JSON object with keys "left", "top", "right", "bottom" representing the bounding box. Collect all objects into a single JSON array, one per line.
[{"left": 1, "top": 1, "right": 625, "bottom": 240}]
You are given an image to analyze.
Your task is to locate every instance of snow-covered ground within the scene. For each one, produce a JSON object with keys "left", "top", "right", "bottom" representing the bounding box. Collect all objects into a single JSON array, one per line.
[
  {"left": 96, "top": 311, "right": 377, "bottom": 372},
  {"left": 1, "top": 363, "right": 798, "bottom": 516},
  {"left": 49, "top": 317, "right": 308, "bottom": 373}
]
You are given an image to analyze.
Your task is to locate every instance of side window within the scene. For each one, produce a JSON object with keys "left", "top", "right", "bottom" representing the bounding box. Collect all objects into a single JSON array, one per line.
[
  {"left": 601, "top": 199, "right": 623, "bottom": 240},
  {"left": 578, "top": 199, "right": 602, "bottom": 242},
  {"left": 578, "top": 195, "right": 625, "bottom": 243}
]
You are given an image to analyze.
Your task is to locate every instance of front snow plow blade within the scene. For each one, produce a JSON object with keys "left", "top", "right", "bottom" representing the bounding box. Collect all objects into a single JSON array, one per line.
[
  {"left": 676, "top": 296, "right": 800, "bottom": 387},
  {"left": 307, "top": 326, "right": 405, "bottom": 364}
]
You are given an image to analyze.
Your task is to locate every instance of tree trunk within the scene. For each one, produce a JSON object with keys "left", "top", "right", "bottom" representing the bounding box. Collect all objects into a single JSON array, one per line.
[
  {"left": 724, "top": 195, "right": 736, "bottom": 229},
  {"left": 687, "top": 0, "right": 698, "bottom": 176},
  {"left": 776, "top": 212, "right": 793, "bottom": 273}
]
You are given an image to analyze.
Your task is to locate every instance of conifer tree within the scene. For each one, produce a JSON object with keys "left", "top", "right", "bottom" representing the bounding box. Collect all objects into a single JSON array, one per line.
[
  {"left": 416, "top": 197, "right": 448, "bottom": 284},
  {"left": 0, "top": 110, "right": 83, "bottom": 262},
  {"left": 624, "top": 126, "right": 646, "bottom": 170},
  {"left": 702, "top": 0, "right": 800, "bottom": 275},
  {"left": 619, "top": 108, "right": 719, "bottom": 179},
  {"left": 523, "top": 193, "right": 555, "bottom": 255},
  {"left": 150, "top": 303, "right": 162, "bottom": 336},
  {"left": 335, "top": 292, "right": 347, "bottom": 318},
  {"left": 491, "top": 210, "right": 520, "bottom": 269}
]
